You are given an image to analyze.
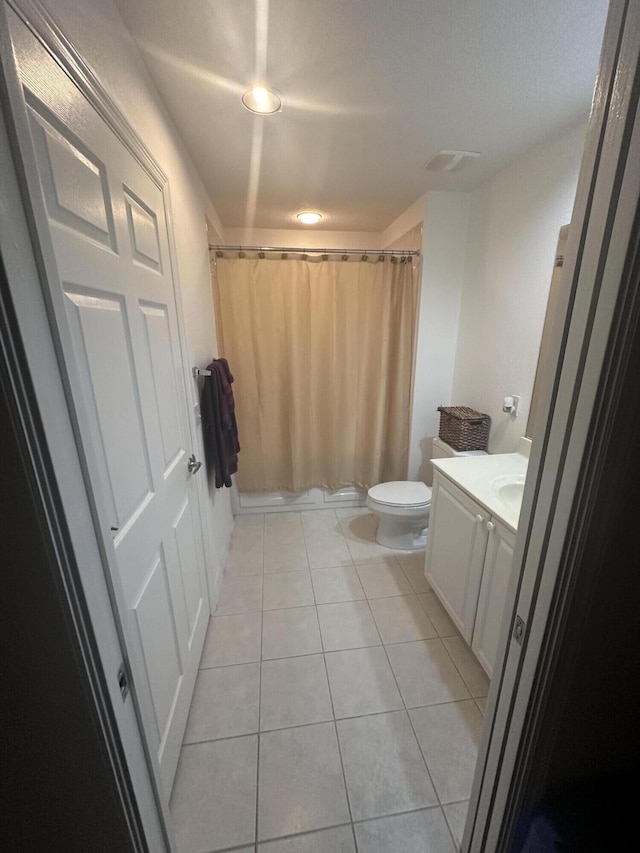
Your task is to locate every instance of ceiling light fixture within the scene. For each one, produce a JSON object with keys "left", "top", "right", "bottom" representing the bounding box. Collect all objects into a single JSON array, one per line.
[
  {"left": 241, "top": 86, "right": 282, "bottom": 114},
  {"left": 297, "top": 211, "right": 322, "bottom": 225}
]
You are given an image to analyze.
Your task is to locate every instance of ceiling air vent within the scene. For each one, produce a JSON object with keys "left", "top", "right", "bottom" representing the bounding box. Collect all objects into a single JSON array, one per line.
[{"left": 425, "top": 150, "right": 481, "bottom": 172}]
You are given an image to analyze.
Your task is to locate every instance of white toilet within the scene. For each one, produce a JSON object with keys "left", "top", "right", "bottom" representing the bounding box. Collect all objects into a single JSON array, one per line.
[{"left": 366, "top": 438, "right": 488, "bottom": 550}]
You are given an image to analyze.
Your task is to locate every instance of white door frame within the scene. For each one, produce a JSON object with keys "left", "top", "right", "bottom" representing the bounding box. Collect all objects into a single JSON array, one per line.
[{"left": 467, "top": 0, "right": 640, "bottom": 848}]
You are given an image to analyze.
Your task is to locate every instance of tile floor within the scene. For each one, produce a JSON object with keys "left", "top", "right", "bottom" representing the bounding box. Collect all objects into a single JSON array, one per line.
[{"left": 170, "top": 508, "right": 490, "bottom": 853}]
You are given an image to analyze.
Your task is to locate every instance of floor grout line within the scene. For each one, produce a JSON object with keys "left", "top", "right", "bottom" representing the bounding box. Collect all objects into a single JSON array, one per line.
[
  {"left": 182, "top": 690, "right": 486, "bottom": 747},
  {"left": 207, "top": 798, "right": 466, "bottom": 853},
  {"left": 254, "top": 543, "right": 265, "bottom": 848},
  {"left": 204, "top": 799, "right": 470, "bottom": 853},
  {"left": 301, "top": 509, "right": 357, "bottom": 572},
  {"left": 381, "top": 608, "right": 479, "bottom": 846},
  {"left": 351, "top": 820, "right": 360, "bottom": 853},
  {"left": 361, "top": 593, "right": 384, "bottom": 647},
  {"left": 181, "top": 512, "right": 481, "bottom": 853},
  {"left": 351, "top": 801, "right": 457, "bottom": 825},
  {"left": 368, "top": 560, "right": 475, "bottom": 847},
  {"left": 309, "top": 567, "right": 357, "bottom": 836},
  {"left": 376, "top": 624, "right": 441, "bottom": 798},
  {"left": 307, "top": 536, "right": 362, "bottom": 853},
  {"left": 376, "top": 633, "right": 462, "bottom": 851},
  {"left": 439, "top": 635, "right": 490, "bottom": 701}
]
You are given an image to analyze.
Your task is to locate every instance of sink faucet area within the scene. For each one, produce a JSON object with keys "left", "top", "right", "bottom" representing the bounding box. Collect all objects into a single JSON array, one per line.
[
  {"left": 491, "top": 473, "right": 526, "bottom": 510},
  {"left": 430, "top": 436, "right": 531, "bottom": 532}
]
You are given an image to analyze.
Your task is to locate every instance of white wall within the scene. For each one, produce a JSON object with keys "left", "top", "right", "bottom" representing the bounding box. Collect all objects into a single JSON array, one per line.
[
  {"left": 223, "top": 227, "right": 382, "bottom": 250},
  {"left": 380, "top": 193, "right": 427, "bottom": 250},
  {"left": 387, "top": 193, "right": 470, "bottom": 482},
  {"left": 452, "top": 122, "right": 586, "bottom": 453},
  {"left": 39, "top": 0, "right": 234, "bottom": 604},
  {"left": 370, "top": 191, "right": 472, "bottom": 484}
]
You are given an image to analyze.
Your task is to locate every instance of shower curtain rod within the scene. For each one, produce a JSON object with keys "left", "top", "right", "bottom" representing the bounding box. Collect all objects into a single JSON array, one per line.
[{"left": 209, "top": 244, "right": 420, "bottom": 257}]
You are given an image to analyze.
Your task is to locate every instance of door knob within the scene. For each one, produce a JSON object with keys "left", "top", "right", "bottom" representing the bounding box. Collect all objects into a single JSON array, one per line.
[
  {"left": 187, "top": 454, "right": 203, "bottom": 474},
  {"left": 486, "top": 521, "right": 495, "bottom": 532}
]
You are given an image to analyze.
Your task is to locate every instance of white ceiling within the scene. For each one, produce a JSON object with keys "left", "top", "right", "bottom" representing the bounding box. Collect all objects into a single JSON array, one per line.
[{"left": 115, "top": 0, "right": 609, "bottom": 232}]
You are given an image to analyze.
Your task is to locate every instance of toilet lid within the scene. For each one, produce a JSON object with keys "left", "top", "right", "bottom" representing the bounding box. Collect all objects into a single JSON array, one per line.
[{"left": 368, "top": 481, "right": 432, "bottom": 508}]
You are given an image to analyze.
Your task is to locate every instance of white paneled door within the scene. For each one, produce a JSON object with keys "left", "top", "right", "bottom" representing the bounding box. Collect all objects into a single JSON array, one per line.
[{"left": 14, "top": 24, "right": 209, "bottom": 803}]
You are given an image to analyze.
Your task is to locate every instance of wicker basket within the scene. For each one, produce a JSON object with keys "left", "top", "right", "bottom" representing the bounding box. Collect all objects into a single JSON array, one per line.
[{"left": 437, "top": 406, "right": 491, "bottom": 452}]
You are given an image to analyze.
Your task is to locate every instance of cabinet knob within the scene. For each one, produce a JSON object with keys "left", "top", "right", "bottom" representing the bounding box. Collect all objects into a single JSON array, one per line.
[
  {"left": 486, "top": 521, "right": 495, "bottom": 532},
  {"left": 475, "top": 514, "right": 484, "bottom": 524}
]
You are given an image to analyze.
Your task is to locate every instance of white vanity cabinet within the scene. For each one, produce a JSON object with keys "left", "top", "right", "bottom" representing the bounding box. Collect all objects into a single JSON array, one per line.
[
  {"left": 425, "top": 471, "right": 516, "bottom": 677},
  {"left": 426, "top": 474, "right": 490, "bottom": 644},
  {"left": 471, "top": 516, "right": 515, "bottom": 676}
]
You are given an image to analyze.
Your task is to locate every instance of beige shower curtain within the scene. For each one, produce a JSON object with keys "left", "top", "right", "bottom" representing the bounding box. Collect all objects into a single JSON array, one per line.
[{"left": 214, "top": 255, "right": 419, "bottom": 493}]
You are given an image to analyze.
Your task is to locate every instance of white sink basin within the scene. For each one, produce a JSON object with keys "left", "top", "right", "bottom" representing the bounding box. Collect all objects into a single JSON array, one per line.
[{"left": 491, "top": 474, "right": 526, "bottom": 509}]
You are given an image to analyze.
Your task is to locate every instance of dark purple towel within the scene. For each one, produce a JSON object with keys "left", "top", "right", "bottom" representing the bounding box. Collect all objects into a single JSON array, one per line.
[{"left": 201, "top": 358, "right": 240, "bottom": 488}]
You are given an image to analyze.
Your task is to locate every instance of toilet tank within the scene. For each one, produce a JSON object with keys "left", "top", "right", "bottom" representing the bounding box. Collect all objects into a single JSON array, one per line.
[{"left": 431, "top": 437, "right": 488, "bottom": 459}]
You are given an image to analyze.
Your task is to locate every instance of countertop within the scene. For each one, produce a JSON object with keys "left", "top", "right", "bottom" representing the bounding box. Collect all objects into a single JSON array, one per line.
[{"left": 431, "top": 437, "right": 531, "bottom": 532}]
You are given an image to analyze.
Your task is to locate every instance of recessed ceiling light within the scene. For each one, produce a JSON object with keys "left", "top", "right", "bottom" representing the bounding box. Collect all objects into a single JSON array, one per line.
[
  {"left": 241, "top": 86, "right": 282, "bottom": 114},
  {"left": 297, "top": 211, "right": 322, "bottom": 225}
]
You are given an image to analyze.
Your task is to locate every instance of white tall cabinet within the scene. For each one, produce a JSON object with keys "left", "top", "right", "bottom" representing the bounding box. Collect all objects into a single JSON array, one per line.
[{"left": 425, "top": 471, "right": 516, "bottom": 677}]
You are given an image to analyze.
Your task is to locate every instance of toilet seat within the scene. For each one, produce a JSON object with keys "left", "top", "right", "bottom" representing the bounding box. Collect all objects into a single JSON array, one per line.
[
  {"left": 368, "top": 480, "right": 432, "bottom": 508},
  {"left": 366, "top": 481, "right": 432, "bottom": 550}
]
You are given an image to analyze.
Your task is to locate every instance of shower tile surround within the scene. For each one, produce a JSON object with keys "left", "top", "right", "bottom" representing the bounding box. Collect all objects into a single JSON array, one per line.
[{"left": 170, "top": 509, "right": 488, "bottom": 852}]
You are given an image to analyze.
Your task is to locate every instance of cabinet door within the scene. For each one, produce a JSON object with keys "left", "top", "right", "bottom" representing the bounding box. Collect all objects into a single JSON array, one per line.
[
  {"left": 472, "top": 518, "right": 516, "bottom": 677},
  {"left": 425, "top": 473, "right": 489, "bottom": 642}
]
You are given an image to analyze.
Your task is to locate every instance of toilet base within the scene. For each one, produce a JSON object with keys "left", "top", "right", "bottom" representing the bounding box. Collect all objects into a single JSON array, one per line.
[{"left": 373, "top": 512, "right": 428, "bottom": 551}]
